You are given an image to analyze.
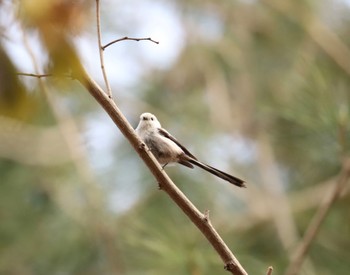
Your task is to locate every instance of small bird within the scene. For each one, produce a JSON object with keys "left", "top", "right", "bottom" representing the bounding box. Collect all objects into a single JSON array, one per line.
[{"left": 135, "top": 112, "right": 246, "bottom": 188}]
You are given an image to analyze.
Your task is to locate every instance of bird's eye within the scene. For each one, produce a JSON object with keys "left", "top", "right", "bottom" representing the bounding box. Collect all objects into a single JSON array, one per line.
[
  {"left": 151, "top": 117, "right": 154, "bottom": 121},
  {"left": 142, "top": 116, "right": 147, "bottom": 120}
]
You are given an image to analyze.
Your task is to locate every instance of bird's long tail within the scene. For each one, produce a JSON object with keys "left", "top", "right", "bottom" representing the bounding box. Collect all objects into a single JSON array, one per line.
[{"left": 187, "top": 158, "right": 246, "bottom": 188}]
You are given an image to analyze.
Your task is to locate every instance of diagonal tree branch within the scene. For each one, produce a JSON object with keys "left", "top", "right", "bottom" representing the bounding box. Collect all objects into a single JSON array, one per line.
[
  {"left": 18, "top": 67, "right": 248, "bottom": 274},
  {"left": 74, "top": 67, "right": 248, "bottom": 275}
]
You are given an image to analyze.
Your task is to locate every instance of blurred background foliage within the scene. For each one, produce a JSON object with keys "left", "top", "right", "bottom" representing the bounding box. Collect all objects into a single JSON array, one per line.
[{"left": 0, "top": 0, "right": 350, "bottom": 274}]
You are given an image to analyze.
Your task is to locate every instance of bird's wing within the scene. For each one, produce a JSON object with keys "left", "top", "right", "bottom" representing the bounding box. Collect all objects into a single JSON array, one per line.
[{"left": 158, "top": 128, "right": 197, "bottom": 160}]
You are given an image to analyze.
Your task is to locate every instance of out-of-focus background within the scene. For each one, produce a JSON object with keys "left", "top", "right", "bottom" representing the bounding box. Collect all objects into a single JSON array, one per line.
[{"left": 1, "top": 0, "right": 350, "bottom": 274}]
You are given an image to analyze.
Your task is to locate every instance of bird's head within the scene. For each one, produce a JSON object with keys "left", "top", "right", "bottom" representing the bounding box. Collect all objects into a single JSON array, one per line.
[{"left": 137, "top": 112, "right": 161, "bottom": 130}]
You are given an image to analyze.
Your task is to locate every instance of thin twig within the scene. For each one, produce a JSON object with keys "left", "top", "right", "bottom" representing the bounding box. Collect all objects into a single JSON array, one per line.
[
  {"left": 285, "top": 159, "right": 350, "bottom": 275},
  {"left": 76, "top": 68, "right": 248, "bottom": 275},
  {"left": 102, "top": 36, "right": 159, "bottom": 50},
  {"left": 95, "top": 0, "right": 113, "bottom": 99},
  {"left": 16, "top": 72, "right": 73, "bottom": 79},
  {"left": 266, "top": 266, "right": 273, "bottom": 275},
  {"left": 17, "top": 72, "right": 53, "bottom": 78}
]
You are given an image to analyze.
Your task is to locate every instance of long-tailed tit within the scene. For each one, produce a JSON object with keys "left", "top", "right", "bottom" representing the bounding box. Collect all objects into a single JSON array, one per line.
[{"left": 135, "top": 112, "right": 246, "bottom": 188}]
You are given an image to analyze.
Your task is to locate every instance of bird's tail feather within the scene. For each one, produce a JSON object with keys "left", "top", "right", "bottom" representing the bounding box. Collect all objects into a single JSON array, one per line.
[{"left": 187, "top": 158, "right": 246, "bottom": 188}]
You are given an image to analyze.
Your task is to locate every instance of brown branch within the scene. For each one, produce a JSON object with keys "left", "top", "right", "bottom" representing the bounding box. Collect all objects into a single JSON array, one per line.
[
  {"left": 285, "top": 158, "right": 350, "bottom": 275},
  {"left": 102, "top": 36, "right": 159, "bottom": 50},
  {"left": 95, "top": 0, "right": 113, "bottom": 99},
  {"left": 75, "top": 67, "right": 247, "bottom": 275},
  {"left": 17, "top": 45, "right": 246, "bottom": 275}
]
